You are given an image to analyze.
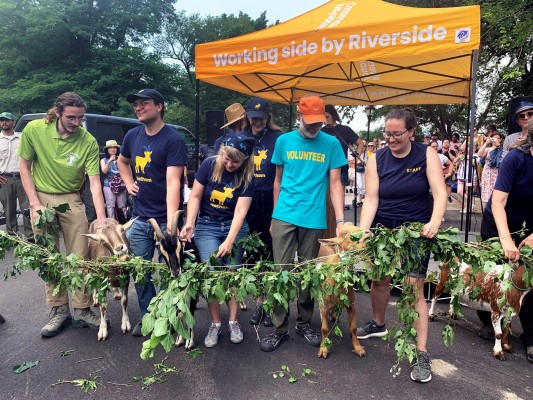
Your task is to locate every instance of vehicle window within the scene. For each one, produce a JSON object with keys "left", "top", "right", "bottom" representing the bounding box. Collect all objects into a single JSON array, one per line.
[{"left": 95, "top": 122, "right": 126, "bottom": 148}]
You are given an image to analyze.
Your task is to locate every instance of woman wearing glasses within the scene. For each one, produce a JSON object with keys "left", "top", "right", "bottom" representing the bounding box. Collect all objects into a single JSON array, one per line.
[
  {"left": 503, "top": 101, "right": 533, "bottom": 158},
  {"left": 356, "top": 108, "right": 447, "bottom": 384}
]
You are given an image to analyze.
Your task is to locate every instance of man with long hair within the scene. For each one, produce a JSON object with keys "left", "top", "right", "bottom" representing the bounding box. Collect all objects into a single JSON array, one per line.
[{"left": 18, "top": 91, "right": 107, "bottom": 337}]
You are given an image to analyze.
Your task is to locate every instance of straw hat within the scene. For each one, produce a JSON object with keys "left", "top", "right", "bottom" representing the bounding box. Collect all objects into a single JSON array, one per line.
[
  {"left": 221, "top": 103, "right": 246, "bottom": 129},
  {"left": 104, "top": 140, "right": 120, "bottom": 149}
]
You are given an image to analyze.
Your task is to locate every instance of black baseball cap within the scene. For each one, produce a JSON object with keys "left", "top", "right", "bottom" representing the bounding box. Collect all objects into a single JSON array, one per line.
[{"left": 126, "top": 89, "right": 165, "bottom": 104}]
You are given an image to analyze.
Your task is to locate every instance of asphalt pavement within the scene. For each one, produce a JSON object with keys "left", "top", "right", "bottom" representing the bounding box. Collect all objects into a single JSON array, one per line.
[{"left": 1, "top": 198, "right": 532, "bottom": 400}]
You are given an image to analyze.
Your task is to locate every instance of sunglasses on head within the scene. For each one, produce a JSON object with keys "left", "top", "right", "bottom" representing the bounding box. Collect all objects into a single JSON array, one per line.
[{"left": 518, "top": 111, "right": 533, "bottom": 120}]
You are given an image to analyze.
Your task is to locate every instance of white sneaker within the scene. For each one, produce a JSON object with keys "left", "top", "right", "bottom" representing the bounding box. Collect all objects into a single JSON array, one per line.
[
  {"left": 204, "top": 323, "right": 221, "bottom": 348},
  {"left": 228, "top": 321, "right": 244, "bottom": 344}
]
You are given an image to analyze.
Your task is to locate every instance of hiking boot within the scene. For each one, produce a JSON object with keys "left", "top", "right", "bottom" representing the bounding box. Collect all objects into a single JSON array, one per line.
[
  {"left": 41, "top": 304, "right": 71, "bottom": 337},
  {"left": 260, "top": 330, "right": 290, "bottom": 352},
  {"left": 229, "top": 321, "right": 244, "bottom": 344},
  {"left": 72, "top": 307, "right": 100, "bottom": 331},
  {"left": 204, "top": 323, "right": 222, "bottom": 348},
  {"left": 295, "top": 324, "right": 321, "bottom": 347},
  {"left": 411, "top": 350, "right": 432, "bottom": 383},
  {"left": 249, "top": 304, "right": 264, "bottom": 325},
  {"left": 527, "top": 346, "right": 533, "bottom": 364},
  {"left": 132, "top": 322, "right": 143, "bottom": 337},
  {"left": 356, "top": 320, "right": 388, "bottom": 339},
  {"left": 263, "top": 312, "right": 273, "bottom": 327}
]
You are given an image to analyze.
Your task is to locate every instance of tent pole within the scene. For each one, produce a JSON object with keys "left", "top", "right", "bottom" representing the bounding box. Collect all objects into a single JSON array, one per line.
[
  {"left": 195, "top": 79, "right": 200, "bottom": 170},
  {"left": 464, "top": 50, "right": 479, "bottom": 243}
]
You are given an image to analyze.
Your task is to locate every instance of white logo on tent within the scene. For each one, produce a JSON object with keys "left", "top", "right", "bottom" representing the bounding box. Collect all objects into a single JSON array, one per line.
[{"left": 455, "top": 28, "right": 471, "bottom": 43}]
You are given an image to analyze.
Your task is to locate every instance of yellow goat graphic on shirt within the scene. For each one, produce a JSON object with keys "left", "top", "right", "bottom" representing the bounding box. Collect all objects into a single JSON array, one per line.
[
  {"left": 135, "top": 151, "right": 152, "bottom": 174},
  {"left": 254, "top": 149, "right": 268, "bottom": 171},
  {"left": 210, "top": 187, "right": 235, "bottom": 205}
]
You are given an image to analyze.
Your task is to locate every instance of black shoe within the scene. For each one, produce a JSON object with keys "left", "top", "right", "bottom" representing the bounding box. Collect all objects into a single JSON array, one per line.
[
  {"left": 295, "top": 324, "right": 321, "bottom": 347},
  {"left": 344, "top": 205, "right": 350, "bottom": 210},
  {"left": 249, "top": 304, "right": 264, "bottom": 325},
  {"left": 448, "top": 196, "right": 453, "bottom": 203},
  {"left": 132, "top": 322, "right": 142, "bottom": 337},
  {"left": 260, "top": 330, "right": 290, "bottom": 352},
  {"left": 527, "top": 346, "right": 533, "bottom": 363},
  {"left": 263, "top": 313, "right": 273, "bottom": 327}
]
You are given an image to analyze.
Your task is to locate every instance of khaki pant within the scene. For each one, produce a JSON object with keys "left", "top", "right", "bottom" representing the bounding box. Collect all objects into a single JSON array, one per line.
[
  {"left": 271, "top": 219, "right": 323, "bottom": 332},
  {"left": 33, "top": 192, "right": 91, "bottom": 309},
  {"left": 0, "top": 175, "right": 31, "bottom": 235}
]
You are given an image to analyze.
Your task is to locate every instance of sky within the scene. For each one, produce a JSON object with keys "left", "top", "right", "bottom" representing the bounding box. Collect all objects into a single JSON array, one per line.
[{"left": 175, "top": 0, "right": 380, "bottom": 133}]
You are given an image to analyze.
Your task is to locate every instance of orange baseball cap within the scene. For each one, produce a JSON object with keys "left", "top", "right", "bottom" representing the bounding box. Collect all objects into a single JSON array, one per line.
[{"left": 298, "top": 96, "right": 326, "bottom": 124}]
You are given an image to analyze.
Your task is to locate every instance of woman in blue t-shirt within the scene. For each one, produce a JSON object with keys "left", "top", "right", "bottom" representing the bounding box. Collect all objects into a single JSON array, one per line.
[
  {"left": 181, "top": 132, "right": 255, "bottom": 349},
  {"left": 100, "top": 140, "right": 127, "bottom": 221},
  {"left": 480, "top": 118, "right": 533, "bottom": 363},
  {"left": 242, "top": 96, "right": 283, "bottom": 327},
  {"left": 357, "top": 108, "right": 447, "bottom": 383}
]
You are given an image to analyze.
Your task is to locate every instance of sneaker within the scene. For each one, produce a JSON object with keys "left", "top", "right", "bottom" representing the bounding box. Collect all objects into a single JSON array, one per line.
[
  {"left": 411, "top": 350, "right": 432, "bottom": 383},
  {"left": 229, "top": 321, "right": 244, "bottom": 344},
  {"left": 295, "top": 324, "right": 321, "bottom": 347},
  {"left": 356, "top": 320, "right": 388, "bottom": 339},
  {"left": 344, "top": 205, "right": 350, "bottom": 210},
  {"left": 41, "top": 304, "right": 71, "bottom": 337},
  {"left": 132, "top": 322, "right": 143, "bottom": 337},
  {"left": 527, "top": 346, "right": 533, "bottom": 364},
  {"left": 72, "top": 307, "right": 100, "bottom": 331},
  {"left": 448, "top": 196, "right": 453, "bottom": 203},
  {"left": 260, "top": 330, "right": 290, "bottom": 352},
  {"left": 263, "top": 312, "right": 273, "bottom": 327},
  {"left": 204, "top": 323, "right": 222, "bottom": 348},
  {"left": 249, "top": 304, "right": 264, "bottom": 325}
]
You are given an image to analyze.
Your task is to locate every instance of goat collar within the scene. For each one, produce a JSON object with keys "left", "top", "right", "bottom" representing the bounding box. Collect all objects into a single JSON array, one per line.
[{"left": 510, "top": 263, "right": 530, "bottom": 292}]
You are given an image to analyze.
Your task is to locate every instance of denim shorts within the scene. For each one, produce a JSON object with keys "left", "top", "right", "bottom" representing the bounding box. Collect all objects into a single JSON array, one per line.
[{"left": 194, "top": 216, "right": 249, "bottom": 270}]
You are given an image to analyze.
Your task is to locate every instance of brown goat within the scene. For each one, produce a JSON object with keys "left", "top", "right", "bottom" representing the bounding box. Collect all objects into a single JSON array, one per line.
[
  {"left": 428, "top": 259, "right": 532, "bottom": 361},
  {"left": 316, "top": 223, "right": 371, "bottom": 359},
  {"left": 84, "top": 217, "right": 136, "bottom": 340}
]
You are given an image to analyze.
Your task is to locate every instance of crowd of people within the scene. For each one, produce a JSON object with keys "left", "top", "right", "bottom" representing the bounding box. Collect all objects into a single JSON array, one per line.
[{"left": 2, "top": 90, "right": 533, "bottom": 384}]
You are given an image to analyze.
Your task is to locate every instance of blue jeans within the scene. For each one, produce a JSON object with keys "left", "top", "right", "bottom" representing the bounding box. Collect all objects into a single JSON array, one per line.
[
  {"left": 194, "top": 216, "right": 249, "bottom": 269},
  {"left": 126, "top": 218, "right": 166, "bottom": 316}
]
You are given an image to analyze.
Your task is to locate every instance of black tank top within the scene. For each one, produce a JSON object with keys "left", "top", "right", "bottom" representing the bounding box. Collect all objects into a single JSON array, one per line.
[{"left": 375, "top": 141, "right": 431, "bottom": 224}]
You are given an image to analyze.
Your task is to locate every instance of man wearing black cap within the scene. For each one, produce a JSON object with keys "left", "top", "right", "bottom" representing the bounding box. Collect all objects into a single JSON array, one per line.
[
  {"left": 0, "top": 112, "right": 32, "bottom": 237},
  {"left": 118, "top": 88, "right": 188, "bottom": 337},
  {"left": 503, "top": 101, "right": 533, "bottom": 158}
]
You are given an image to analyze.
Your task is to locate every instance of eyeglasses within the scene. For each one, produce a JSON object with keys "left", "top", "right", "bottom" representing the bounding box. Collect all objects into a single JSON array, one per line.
[
  {"left": 518, "top": 111, "right": 533, "bottom": 120},
  {"left": 383, "top": 129, "right": 408, "bottom": 139},
  {"left": 65, "top": 116, "right": 86, "bottom": 123},
  {"left": 132, "top": 100, "right": 153, "bottom": 110},
  {"left": 0, "top": 118, "right": 11, "bottom": 122}
]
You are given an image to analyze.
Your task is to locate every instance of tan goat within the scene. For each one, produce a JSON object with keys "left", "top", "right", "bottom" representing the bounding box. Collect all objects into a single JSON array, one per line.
[
  {"left": 84, "top": 217, "right": 136, "bottom": 340},
  {"left": 316, "top": 223, "right": 371, "bottom": 359}
]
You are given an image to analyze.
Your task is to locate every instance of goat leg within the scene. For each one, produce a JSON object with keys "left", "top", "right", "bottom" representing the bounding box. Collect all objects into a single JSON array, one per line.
[
  {"left": 120, "top": 286, "right": 131, "bottom": 333},
  {"left": 492, "top": 315, "right": 506, "bottom": 361},
  {"left": 98, "top": 302, "right": 108, "bottom": 341},
  {"left": 318, "top": 302, "right": 330, "bottom": 359},
  {"left": 347, "top": 287, "right": 365, "bottom": 357}
]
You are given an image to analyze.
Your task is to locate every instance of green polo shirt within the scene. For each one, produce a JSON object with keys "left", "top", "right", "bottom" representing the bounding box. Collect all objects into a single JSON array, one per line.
[{"left": 18, "top": 119, "right": 100, "bottom": 194}]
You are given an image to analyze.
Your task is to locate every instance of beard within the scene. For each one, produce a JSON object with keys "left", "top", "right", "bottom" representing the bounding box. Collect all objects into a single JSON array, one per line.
[{"left": 299, "top": 125, "right": 318, "bottom": 139}]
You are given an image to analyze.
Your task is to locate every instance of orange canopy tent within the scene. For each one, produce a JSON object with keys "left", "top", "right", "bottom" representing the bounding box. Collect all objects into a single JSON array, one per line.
[{"left": 195, "top": 0, "right": 480, "bottom": 106}]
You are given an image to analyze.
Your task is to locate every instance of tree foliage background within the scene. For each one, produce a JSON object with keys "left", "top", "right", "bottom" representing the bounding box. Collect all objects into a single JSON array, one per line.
[{"left": 0, "top": 0, "right": 531, "bottom": 140}]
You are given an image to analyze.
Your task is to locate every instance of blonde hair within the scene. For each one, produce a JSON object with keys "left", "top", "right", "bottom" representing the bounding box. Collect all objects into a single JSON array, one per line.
[
  {"left": 212, "top": 146, "right": 255, "bottom": 191},
  {"left": 510, "top": 118, "right": 533, "bottom": 153}
]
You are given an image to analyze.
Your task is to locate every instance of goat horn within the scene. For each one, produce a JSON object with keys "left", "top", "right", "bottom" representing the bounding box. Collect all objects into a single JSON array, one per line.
[
  {"left": 147, "top": 218, "right": 165, "bottom": 240},
  {"left": 171, "top": 210, "right": 184, "bottom": 236}
]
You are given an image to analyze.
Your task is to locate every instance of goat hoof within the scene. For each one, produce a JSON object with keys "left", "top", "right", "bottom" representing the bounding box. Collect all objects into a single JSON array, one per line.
[
  {"left": 122, "top": 322, "right": 131, "bottom": 333},
  {"left": 318, "top": 347, "right": 329, "bottom": 358},
  {"left": 175, "top": 336, "right": 185, "bottom": 347},
  {"left": 239, "top": 301, "right": 247, "bottom": 311},
  {"left": 185, "top": 340, "right": 194, "bottom": 351},
  {"left": 352, "top": 346, "right": 366, "bottom": 357},
  {"left": 503, "top": 345, "right": 513, "bottom": 353},
  {"left": 493, "top": 351, "right": 506, "bottom": 361},
  {"left": 428, "top": 314, "right": 436, "bottom": 322}
]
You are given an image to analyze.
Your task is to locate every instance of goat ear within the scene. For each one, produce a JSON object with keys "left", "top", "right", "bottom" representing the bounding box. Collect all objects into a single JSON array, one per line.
[
  {"left": 82, "top": 233, "right": 105, "bottom": 242},
  {"left": 318, "top": 238, "right": 342, "bottom": 250}
]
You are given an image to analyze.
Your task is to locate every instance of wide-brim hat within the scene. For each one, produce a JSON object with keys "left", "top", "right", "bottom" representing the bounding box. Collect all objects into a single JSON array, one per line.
[
  {"left": 221, "top": 103, "right": 246, "bottom": 129},
  {"left": 104, "top": 140, "right": 120, "bottom": 149},
  {"left": 514, "top": 101, "right": 533, "bottom": 118}
]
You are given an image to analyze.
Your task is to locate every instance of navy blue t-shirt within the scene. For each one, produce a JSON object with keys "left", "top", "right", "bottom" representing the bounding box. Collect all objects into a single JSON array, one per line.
[
  {"left": 121, "top": 124, "right": 188, "bottom": 222},
  {"left": 486, "top": 148, "right": 533, "bottom": 226},
  {"left": 196, "top": 156, "right": 254, "bottom": 220},
  {"left": 247, "top": 128, "right": 282, "bottom": 192},
  {"left": 375, "top": 141, "right": 431, "bottom": 224}
]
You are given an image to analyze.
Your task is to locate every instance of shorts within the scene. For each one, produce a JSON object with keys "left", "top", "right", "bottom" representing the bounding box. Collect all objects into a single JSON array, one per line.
[{"left": 371, "top": 216, "right": 430, "bottom": 279}]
